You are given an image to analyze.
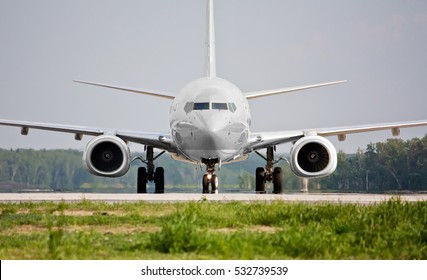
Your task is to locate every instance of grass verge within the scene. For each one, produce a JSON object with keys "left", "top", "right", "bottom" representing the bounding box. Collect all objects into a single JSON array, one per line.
[{"left": 0, "top": 198, "right": 426, "bottom": 259}]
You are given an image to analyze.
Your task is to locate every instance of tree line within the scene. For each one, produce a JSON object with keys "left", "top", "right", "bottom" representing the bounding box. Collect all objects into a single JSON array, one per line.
[
  {"left": 0, "top": 135, "right": 426, "bottom": 192},
  {"left": 314, "top": 135, "right": 427, "bottom": 192}
]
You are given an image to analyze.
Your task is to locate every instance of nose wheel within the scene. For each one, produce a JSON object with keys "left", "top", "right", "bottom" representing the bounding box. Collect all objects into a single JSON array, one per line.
[
  {"left": 202, "top": 174, "right": 219, "bottom": 194},
  {"left": 201, "top": 158, "right": 220, "bottom": 194}
]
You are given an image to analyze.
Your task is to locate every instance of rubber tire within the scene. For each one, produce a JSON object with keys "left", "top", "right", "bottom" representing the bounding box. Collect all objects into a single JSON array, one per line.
[
  {"left": 255, "top": 167, "right": 266, "bottom": 194},
  {"left": 202, "top": 174, "right": 209, "bottom": 193},
  {"left": 211, "top": 175, "right": 219, "bottom": 194},
  {"left": 154, "top": 167, "right": 165, "bottom": 193},
  {"left": 273, "top": 167, "right": 283, "bottom": 194},
  {"left": 137, "top": 167, "right": 147, "bottom": 193}
]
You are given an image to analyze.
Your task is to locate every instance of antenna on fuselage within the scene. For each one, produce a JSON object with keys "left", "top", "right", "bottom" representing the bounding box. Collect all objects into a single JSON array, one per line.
[{"left": 206, "top": 0, "right": 217, "bottom": 79}]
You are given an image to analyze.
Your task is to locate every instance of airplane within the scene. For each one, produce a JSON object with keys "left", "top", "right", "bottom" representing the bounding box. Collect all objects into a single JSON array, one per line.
[{"left": 1, "top": 0, "right": 427, "bottom": 194}]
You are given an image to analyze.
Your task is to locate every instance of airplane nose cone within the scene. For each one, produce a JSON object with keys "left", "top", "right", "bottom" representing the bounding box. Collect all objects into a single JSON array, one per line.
[
  {"left": 202, "top": 117, "right": 229, "bottom": 134},
  {"left": 172, "top": 112, "right": 248, "bottom": 161}
]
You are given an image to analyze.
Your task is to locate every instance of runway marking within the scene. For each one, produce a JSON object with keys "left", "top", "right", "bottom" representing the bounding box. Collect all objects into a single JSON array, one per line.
[{"left": 0, "top": 193, "right": 426, "bottom": 204}]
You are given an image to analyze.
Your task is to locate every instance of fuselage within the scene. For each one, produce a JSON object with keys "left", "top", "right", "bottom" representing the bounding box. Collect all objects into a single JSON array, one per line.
[{"left": 170, "top": 77, "right": 251, "bottom": 164}]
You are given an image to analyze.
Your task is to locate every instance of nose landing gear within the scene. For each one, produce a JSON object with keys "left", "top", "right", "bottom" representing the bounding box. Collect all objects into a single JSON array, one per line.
[
  {"left": 201, "top": 158, "right": 219, "bottom": 194},
  {"left": 202, "top": 173, "right": 218, "bottom": 194}
]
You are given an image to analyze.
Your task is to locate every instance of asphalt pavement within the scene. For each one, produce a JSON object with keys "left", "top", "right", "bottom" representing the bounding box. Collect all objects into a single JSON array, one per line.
[{"left": 0, "top": 192, "right": 426, "bottom": 204}]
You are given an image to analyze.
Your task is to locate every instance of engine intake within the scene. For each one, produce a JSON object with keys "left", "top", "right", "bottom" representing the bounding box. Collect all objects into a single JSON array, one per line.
[
  {"left": 290, "top": 136, "right": 337, "bottom": 178},
  {"left": 83, "top": 135, "right": 131, "bottom": 177}
]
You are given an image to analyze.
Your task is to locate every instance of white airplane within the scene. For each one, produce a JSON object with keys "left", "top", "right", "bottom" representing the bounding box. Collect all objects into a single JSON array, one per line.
[{"left": 1, "top": 0, "right": 427, "bottom": 194}]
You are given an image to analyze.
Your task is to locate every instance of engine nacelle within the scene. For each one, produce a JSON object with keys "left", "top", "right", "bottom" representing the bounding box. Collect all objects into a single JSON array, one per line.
[
  {"left": 83, "top": 135, "right": 131, "bottom": 177},
  {"left": 289, "top": 136, "right": 337, "bottom": 178}
]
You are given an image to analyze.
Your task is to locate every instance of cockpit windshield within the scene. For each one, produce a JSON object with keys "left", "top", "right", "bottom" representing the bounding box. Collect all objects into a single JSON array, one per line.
[
  {"left": 187, "top": 102, "right": 237, "bottom": 113},
  {"left": 193, "top": 102, "right": 210, "bottom": 110},
  {"left": 212, "top": 103, "right": 228, "bottom": 110}
]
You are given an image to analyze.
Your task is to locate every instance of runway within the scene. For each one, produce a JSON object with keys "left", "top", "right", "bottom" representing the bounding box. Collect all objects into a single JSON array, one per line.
[{"left": 0, "top": 192, "right": 426, "bottom": 204}]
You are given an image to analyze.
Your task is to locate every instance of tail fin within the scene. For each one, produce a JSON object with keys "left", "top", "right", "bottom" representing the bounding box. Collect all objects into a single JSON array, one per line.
[{"left": 206, "top": 0, "right": 216, "bottom": 78}]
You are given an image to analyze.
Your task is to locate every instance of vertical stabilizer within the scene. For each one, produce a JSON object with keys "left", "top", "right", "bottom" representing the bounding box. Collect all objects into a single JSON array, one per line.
[{"left": 206, "top": 0, "right": 216, "bottom": 78}]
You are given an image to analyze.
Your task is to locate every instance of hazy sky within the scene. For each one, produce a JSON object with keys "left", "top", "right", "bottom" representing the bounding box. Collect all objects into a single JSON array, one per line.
[{"left": 1, "top": 0, "right": 427, "bottom": 153}]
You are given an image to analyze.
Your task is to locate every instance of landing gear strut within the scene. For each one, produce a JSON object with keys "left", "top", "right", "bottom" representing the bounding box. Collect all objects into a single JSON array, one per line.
[
  {"left": 255, "top": 146, "right": 286, "bottom": 194},
  {"left": 201, "top": 159, "right": 219, "bottom": 194},
  {"left": 135, "top": 146, "right": 165, "bottom": 193}
]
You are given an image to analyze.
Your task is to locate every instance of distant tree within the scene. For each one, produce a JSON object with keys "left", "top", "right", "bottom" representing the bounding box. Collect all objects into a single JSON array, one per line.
[{"left": 238, "top": 171, "right": 254, "bottom": 190}]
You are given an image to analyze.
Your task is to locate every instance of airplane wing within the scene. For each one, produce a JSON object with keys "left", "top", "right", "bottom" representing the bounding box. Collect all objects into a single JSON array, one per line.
[
  {"left": 74, "top": 80, "right": 175, "bottom": 100},
  {"left": 245, "top": 80, "right": 347, "bottom": 100},
  {"left": 247, "top": 120, "right": 427, "bottom": 152},
  {"left": 0, "top": 119, "right": 176, "bottom": 153}
]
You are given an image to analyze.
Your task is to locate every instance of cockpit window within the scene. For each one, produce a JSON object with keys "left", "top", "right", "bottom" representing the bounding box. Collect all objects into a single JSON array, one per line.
[
  {"left": 212, "top": 103, "right": 228, "bottom": 110},
  {"left": 188, "top": 102, "right": 237, "bottom": 113},
  {"left": 228, "top": 103, "right": 237, "bottom": 113},
  {"left": 193, "top": 102, "right": 210, "bottom": 110},
  {"left": 184, "top": 102, "right": 194, "bottom": 113}
]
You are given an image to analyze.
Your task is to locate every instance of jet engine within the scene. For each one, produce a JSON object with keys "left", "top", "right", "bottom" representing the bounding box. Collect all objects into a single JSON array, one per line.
[
  {"left": 289, "top": 136, "right": 337, "bottom": 178},
  {"left": 83, "top": 135, "right": 131, "bottom": 177}
]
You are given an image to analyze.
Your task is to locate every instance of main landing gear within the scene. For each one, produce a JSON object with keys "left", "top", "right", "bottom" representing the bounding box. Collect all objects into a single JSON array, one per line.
[
  {"left": 201, "top": 158, "right": 219, "bottom": 194},
  {"left": 255, "top": 146, "right": 286, "bottom": 194},
  {"left": 135, "top": 146, "right": 165, "bottom": 194}
]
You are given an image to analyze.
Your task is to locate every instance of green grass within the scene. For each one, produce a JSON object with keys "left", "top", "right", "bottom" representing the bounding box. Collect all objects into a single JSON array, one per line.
[{"left": 0, "top": 198, "right": 426, "bottom": 259}]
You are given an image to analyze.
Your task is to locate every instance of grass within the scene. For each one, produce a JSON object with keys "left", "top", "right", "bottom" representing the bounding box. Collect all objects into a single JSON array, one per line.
[{"left": 0, "top": 198, "right": 426, "bottom": 259}]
